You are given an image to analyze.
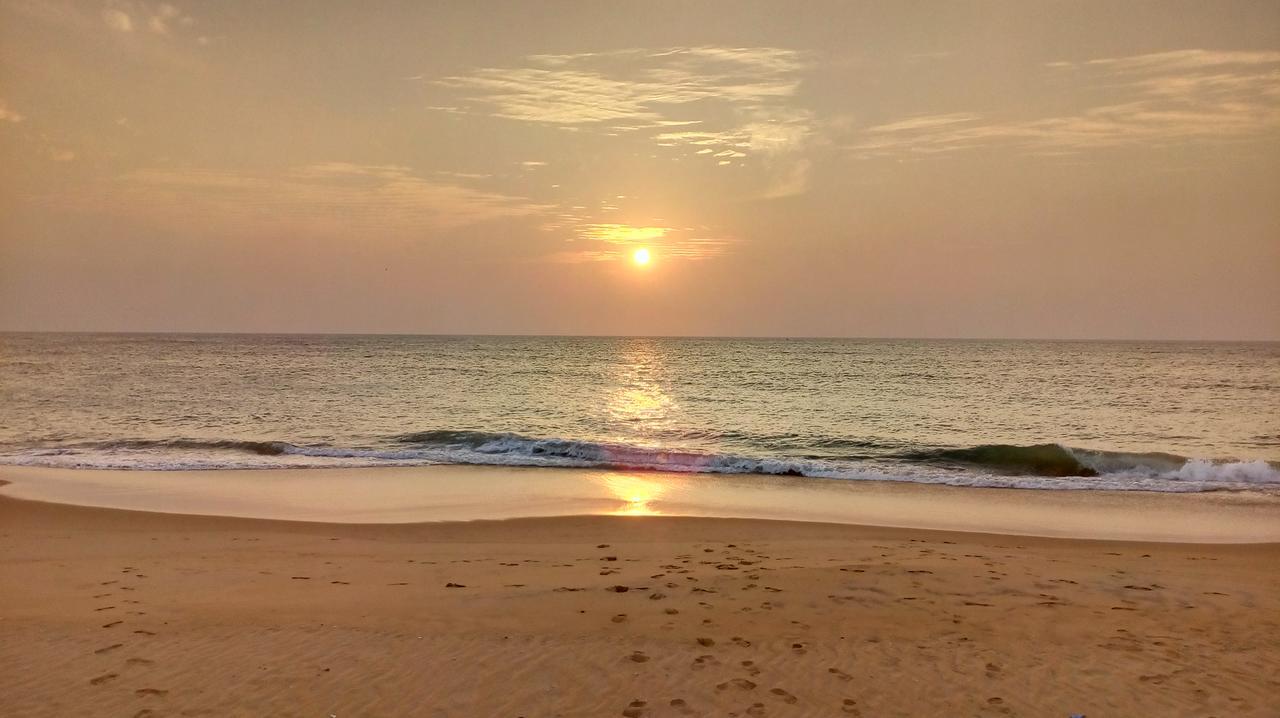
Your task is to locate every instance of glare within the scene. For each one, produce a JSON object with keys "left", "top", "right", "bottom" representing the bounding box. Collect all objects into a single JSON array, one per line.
[
  {"left": 597, "top": 473, "right": 666, "bottom": 515},
  {"left": 632, "top": 247, "right": 651, "bottom": 266}
]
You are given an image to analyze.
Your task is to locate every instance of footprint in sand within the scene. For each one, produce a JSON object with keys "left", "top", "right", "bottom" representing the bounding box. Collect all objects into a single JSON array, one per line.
[
  {"left": 692, "top": 655, "right": 718, "bottom": 670},
  {"left": 95, "top": 643, "right": 123, "bottom": 655},
  {"left": 621, "top": 699, "right": 649, "bottom": 717},
  {"left": 696, "top": 637, "right": 715, "bottom": 647},
  {"left": 664, "top": 608, "right": 679, "bottom": 615},
  {"left": 829, "top": 667, "right": 852, "bottom": 681},
  {"left": 716, "top": 678, "right": 757, "bottom": 691},
  {"left": 628, "top": 651, "right": 650, "bottom": 663},
  {"left": 612, "top": 614, "right": 628, "bottom": 623},
  {"left": 841, "top": 698, "right": 862, "bottom": 715},
  {"left": 769, "top": 688, "right": 798, "bottom": 704},
  {"left": 985, "top": 662, "right": 1001, "bottom": 678},
  {"left": 746, "top": 703, "right": 767, "bottom": 716},
  {"left": 133, "top": 630, "right": 156, "bottom": 636},
  {"left": 126, "top": 657, "right": 155, "bottom": 667},
  {"left": 135, "top": 688, "right": 168, "bottom": 697},
  {"left": 89, "top": 673, "right": 119, "bottom": 686},
  {"left": 741, "top": 660, "right": 761, "bottom": 677},
  {"left": 669, "top": 698, "right": 695, "bottom": 715},
  {"left": 731, "top": 636, "right": 752, "bottom": 647},
  {"left": 791, "top": 642, "right": 807, "bottom": 655},
  {"left": 102, "top": 621, "right": 122, "bottom": 629}
]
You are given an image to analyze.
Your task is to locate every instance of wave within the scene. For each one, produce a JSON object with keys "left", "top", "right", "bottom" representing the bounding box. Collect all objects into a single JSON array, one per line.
[
  {"left": 94, "top": 439, "right": 291, "bottom": 456},
  {"left": 1, "top": 433, "right": 1277, "bottom": 493},
  {"left": 896, "top": 444, "right": 1098, "bottom": 477}
]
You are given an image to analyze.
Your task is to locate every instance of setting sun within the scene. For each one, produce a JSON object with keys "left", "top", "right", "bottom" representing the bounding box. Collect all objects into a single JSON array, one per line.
[{"left": 632, "top": 247, "right": 651, "bottom": 266}]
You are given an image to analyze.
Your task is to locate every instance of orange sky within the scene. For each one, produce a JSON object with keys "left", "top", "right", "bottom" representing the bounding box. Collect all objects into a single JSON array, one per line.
[{"left": 2, "top": 1, "right": 1278, "bottom": 338}]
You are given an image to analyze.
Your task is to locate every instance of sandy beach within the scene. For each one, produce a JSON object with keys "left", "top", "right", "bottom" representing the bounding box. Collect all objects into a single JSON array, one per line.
[{"left": 2, "top": 475, "right": 1278, "bottom": 717}]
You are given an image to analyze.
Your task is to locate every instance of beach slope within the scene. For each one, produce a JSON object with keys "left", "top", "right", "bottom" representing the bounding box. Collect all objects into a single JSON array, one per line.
[{"left": 2, "top": 494, "right": 1278, "bottom": 717}]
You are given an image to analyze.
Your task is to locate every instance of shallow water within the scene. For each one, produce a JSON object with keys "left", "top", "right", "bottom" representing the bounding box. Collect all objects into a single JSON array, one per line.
[{"left": 1, "top": 333, "right": 1277, "bottom": 492}]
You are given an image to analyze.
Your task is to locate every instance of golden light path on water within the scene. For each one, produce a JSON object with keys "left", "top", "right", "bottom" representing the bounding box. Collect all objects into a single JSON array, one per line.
[
  {"left": 596, "top": 339, "right": 684, "bottom": 515},
  {"left": 606, "top": 339, "right": 676, "bottom": 427}
]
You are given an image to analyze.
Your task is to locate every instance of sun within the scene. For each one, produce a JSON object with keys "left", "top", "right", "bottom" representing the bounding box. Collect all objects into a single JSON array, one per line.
[{"left": 632, "top": 247, "right": 651, "bottom": 266}]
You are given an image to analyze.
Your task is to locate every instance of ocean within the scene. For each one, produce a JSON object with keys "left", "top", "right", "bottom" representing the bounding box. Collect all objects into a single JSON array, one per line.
[{"left": 1, "top": 333, "right": 1277, "bottom": 493}]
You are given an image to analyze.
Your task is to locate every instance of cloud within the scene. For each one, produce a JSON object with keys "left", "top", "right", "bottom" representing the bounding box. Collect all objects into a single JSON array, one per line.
[
  {"left": 1081, "top": 49, "right": 1280, "bottom": 73},
  {"left": 0, "top": 100, "right": 23, "bottom": 123},
  {"left": 38, "top": 163, "right": 548, "bottom": 235},
  {"left": 102, "top": 8, "right": 132, "bottom": 32},
  {"left": 435, "top": 46, "right": 815, "bottom": 164},
  {"left": 851, "top": 49, "right": 1280, "bottom": 158},
  {"left": 759, "top": 158, "right": 811, "bottom": 199},
  {"left": 446, "top": 46, "right": 806, "bottom": 128},
  {"left": 100, "top": 2, "right": 197, "bottom": 39},
  {"left": 655, "top": 106, "right": 813, "bottom": 160},
  {"left": 866, "top": 113, "right": 981, "bottom": 134},
  {"left": 549, "top": 222, "right": 735, "bottom": 263},
  {"left": 146, "top": 3, "right": 182, "bottom": 35}
]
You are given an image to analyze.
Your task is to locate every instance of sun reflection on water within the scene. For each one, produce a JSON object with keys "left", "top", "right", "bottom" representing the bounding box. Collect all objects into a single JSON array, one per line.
[{"left": 607, "top": 339, "right": 677, "bottom": 431}]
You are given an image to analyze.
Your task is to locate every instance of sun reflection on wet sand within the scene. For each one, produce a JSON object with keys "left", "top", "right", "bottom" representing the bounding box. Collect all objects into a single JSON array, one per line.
[{"left": 596, "top": 472, "right": 670, "bottom": 515}]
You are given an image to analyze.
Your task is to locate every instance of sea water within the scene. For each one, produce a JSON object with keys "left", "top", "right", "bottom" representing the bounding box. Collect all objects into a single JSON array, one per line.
[{"left": 1, "top": 334, "right": 1276, "bottom": 493}]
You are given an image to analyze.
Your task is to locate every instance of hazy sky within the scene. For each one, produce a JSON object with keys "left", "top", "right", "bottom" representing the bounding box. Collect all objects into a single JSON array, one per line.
[{"left": 2, "top": 1, "right": 1278, "bottom": 338}]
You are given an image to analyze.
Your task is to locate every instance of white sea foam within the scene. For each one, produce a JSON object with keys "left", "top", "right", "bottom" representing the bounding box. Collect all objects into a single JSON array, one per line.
[{"left": 1, "top": 435, "right": 1276, "bottom": 494}]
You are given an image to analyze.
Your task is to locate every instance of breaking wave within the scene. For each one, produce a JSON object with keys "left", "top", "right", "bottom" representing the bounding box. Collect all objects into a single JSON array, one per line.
[{"left": 1, "top": 431, "right": 1277, "bottom": 494}]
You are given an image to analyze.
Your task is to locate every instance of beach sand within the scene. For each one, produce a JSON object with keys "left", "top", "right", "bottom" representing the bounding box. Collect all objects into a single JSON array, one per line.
[{"left": 2, "top": 483, "right": 1278, "bottom": 717}]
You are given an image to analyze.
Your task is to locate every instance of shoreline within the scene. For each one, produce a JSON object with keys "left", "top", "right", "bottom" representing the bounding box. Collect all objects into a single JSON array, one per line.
[
  {"left": 2, "top": 464, "right": 1279, "bottom": 544},
  {"left": 2, "top": 493, "right": 1278, "bottom": 716}
]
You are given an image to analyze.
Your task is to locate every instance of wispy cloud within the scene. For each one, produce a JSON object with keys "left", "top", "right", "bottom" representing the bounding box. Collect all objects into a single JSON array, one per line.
[
  {"left": 851, "top": 49, "right": 1280, "bottom": 158},
  {"left": 434, "top": 46, "right": 815, "bottom": 165},
  {"left": 1080, "top": 49, "right": 1280, "bottom": 73},
  {"left": 0, "top": 100, "right": 23, "bottom": 123},
  {"left": 758, "top": 158, "right": 811, "bottom": 199},
  {"left": 39, "top": 163, "right": 548, "bottom": 234},
  {"left": 101, "top": 1, "right": 195, "bottom": 36},
  {"left": 866, "top": 113, "right": 980, "bottom": 134},
  {"left": 437, "top": 46, "right": 805, "bottom": 125},
  {"left": 102, "top": 7, "right": 132, "bottom": 32},
  {"left": 550, "top": 224, "right": 735, "bottom": 263}
]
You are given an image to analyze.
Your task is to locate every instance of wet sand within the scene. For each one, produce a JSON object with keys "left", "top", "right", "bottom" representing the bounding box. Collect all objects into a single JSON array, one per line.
[
  {"left": 2, "top": 488, "right": 1278, "bottom": 717},
  {"left": 3, "top": 464, "right": 1279, "bottom": 542}
]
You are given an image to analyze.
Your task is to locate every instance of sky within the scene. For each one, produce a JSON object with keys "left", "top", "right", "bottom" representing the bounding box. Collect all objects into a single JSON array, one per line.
[{"left": 1, "top": 0, "right": 1278, "bottom": 339}]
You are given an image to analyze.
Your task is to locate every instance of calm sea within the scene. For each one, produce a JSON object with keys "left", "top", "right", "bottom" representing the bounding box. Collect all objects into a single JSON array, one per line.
[{"left": 1, "top": 334, "right": 1277, "bottom": 493}]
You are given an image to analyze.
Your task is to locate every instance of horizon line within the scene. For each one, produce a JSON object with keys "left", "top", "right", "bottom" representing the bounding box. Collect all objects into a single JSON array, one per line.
[{"left": 1, "top": 329, "right": 1277, "bottom": 343}]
